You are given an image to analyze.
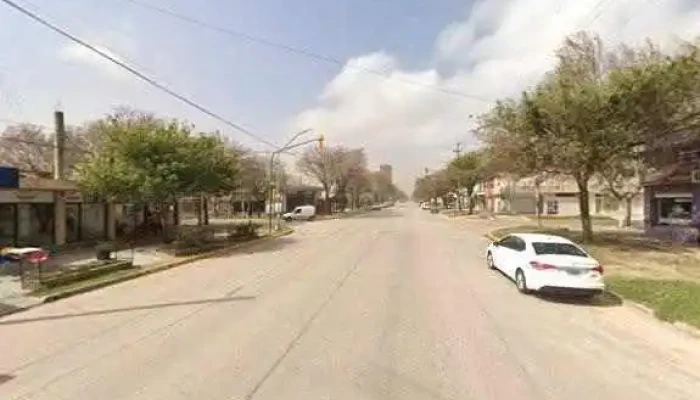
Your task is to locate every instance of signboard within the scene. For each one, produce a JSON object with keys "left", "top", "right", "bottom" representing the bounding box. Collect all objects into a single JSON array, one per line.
[
  {"left": 0, "top": 190, "right": 53, "bottom": 203},
  {"left": 0, "top": 167, "right": 19, "bottom": 189}
]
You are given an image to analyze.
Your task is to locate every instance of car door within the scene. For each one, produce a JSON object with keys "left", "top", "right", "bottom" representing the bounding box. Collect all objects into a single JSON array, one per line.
[
  {"left": 508, "top": 237, "right": 528, "bottom": 277},
  {"left": 492, "top": 236, "right": 516, "bottom": 273}
]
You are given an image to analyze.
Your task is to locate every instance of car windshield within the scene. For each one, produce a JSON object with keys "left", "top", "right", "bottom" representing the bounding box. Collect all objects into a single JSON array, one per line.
[{"left": 532, "top": 242, "right": 587, "bottom": 257}]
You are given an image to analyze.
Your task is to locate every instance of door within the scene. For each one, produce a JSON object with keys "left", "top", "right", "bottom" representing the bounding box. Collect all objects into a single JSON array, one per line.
[
  {"left": 495, "top": 236, "right": 525, "bottom": 278},
  {"left": 492, "top": 236, "right": 515, "bottom": 275}
]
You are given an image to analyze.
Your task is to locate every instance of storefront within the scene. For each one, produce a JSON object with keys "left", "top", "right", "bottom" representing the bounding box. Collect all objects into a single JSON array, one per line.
[{"left": 0, "top": 189, "right": 108, "bottom": 247}]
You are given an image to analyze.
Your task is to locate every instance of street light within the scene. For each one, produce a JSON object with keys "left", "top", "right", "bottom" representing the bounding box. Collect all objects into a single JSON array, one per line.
[{"left": 267, "top": 129, "right": 322, "bottom": 233}]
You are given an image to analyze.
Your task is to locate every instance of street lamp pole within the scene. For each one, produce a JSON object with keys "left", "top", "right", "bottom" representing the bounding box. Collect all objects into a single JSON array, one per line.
[{"left": 267, "top": 129, "right": 322, "bottom": 234}]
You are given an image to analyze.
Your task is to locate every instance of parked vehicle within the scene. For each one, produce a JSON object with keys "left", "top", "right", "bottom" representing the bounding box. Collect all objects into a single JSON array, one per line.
[
  {"left": 485, "top": 233, "right": 604, "bottom": 298},
  {"left": 283, "top": 205, "right": 316, "bottom": 221}
]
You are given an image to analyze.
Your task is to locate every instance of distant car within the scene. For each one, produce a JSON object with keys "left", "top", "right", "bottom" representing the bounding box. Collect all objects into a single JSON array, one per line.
[
  {"left": 485, "top": 233, "right": 604, "bottom": 298},
  {"left": 283, "top": 205, "right": 316, "bottom": 221},
  {"left": 420, "top": 202, "right": 430, "bottom": 210},
  {"left": 370, "top": 204, "right": 382, "bottom": 210}
]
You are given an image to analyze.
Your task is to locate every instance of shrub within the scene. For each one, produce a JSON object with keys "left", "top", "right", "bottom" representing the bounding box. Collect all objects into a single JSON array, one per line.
[{"left": 39, "top": 260, "right": 135, "bottom": 289}]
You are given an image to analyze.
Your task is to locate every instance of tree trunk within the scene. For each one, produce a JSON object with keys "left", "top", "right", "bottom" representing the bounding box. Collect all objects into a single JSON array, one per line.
[
  {"left": 535, "top": 181, "right": 543, "bottom": 228},
  {"left": 623, "top": 196, "right": 633, "bottom": 228},
  {"left": 173, "top": 200, "right": 180, "bottom": 226},
  {"left": 576, "top": 178, "right": 594, "bottom": 243},
  {"left": 202, "top": 195, "right": 209, "bottom": 225},
  {"left": 323, "top": 184, "right": 331, "bottom": 214},
  {"left": 195, "top": 197, "right": 203, "bottom": 226}
]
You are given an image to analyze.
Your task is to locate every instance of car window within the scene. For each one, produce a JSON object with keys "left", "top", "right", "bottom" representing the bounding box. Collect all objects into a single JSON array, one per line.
[
  {"left": 513, "top": 237, "right": 526, "bottom": 251},
  {"left": 294, "top": 208, "right": 302, "bottom": 214},
  {"left": 499, "top": 236, "right": 520, "bottom": 250},
  {"left": 532, "top": 242, "right": 588, "bottom": 257}
]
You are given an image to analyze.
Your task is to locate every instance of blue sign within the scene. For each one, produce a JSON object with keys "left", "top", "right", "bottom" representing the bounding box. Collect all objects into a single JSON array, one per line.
[{"left": 0, "top": 166, "right": 19, "bottom": 188}]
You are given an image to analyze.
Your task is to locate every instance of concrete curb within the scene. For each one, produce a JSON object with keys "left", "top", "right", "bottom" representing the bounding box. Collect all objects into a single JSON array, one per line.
[
  {"left": 483, "top": 230, "right": 700, "bottom": 339},
  {"left": 0, "top": 228, "right": 295, "bottom": 311}
]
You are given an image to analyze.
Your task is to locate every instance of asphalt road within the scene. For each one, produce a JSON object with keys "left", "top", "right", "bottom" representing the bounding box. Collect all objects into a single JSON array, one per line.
[{"left": 1, "top": 206, "right": 700, "bottom": 400}]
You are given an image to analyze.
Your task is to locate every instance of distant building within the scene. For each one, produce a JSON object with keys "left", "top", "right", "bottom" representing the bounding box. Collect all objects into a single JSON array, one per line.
[{"left": 379, "top": 164, "right": 393, "bottom": 184}]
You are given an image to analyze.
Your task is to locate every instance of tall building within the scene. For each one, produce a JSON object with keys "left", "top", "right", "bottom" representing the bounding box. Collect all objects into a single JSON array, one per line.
[{"left": 379, "top": 164, "right": 393, "bottom": 184}]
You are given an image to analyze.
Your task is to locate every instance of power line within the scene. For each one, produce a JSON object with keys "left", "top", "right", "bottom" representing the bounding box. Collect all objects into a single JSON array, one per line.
[
  {"left": 578, "top": 0, "right": 612, "bottom": 29},
  {"left": 0, "top": 0, "right": 279, "bottom": 149},
  {"left": 118, "top": 0, "right": 492, "bottom": 103}
]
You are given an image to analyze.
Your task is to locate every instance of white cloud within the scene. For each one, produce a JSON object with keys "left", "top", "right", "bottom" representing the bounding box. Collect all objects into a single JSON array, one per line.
[
  {"left": 290, "top": 0, "right": 700, "bottom": 192},
  {"left": 57, "top": 42, "right": 130, "bottom": 81}
]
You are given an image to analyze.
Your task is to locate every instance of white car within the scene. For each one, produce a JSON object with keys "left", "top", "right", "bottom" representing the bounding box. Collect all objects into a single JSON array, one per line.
[
  {"left": 485, "top": 233, "right": 605, "bottom": 297},
  {"left": 283, "top": 205, "right": 316, "bottom": 221}
]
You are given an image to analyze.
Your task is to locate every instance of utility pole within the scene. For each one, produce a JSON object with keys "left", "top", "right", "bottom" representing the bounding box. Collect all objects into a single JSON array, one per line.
[
  {"left": 267, "top": 129, "right": 318, "bottom": 234},
  {"left": 453, "top": 141, "right": 463, "bottom": 212},
  {"left": 53, "top": 110, "right": 67, "bottom": 246}
]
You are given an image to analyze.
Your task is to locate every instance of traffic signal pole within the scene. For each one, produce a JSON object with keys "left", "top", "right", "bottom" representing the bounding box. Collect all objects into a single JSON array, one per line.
[{"left": 267, "top": 132, "right": 323, "bottom": 234}]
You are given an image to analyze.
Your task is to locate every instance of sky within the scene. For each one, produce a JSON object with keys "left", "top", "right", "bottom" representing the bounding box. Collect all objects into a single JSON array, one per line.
[{"left": 1, "top": 0, "right": 699, "bottom": 192}]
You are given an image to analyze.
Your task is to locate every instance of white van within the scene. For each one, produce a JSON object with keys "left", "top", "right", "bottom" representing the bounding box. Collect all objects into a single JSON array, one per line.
[{"left": 283, "top": 205, "right": 316, "bottom": 221}]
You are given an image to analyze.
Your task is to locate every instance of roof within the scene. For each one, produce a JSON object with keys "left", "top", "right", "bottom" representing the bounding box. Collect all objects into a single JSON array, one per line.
[{"left": 509, "top": 233, "right": 574, "bottom": 244}]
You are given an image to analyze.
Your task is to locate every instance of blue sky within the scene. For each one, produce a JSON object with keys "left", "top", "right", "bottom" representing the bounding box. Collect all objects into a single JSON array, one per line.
[
  {"left": 1, "top": 0, "right": 699, "bottom": 191},
  {"left": 0, "top": 0, "right": 464, "bottom": 138}
]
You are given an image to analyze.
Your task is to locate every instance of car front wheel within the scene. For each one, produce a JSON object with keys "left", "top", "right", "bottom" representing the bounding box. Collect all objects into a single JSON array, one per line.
[{"left": 486, "top": 252, "right": 496, "bottom": 270}]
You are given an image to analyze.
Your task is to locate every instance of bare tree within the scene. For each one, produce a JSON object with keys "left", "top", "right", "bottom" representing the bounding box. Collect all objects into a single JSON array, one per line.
[
  {"left": 296, "top": 146, "right": 344, "bottom": 214},
  {"left": 334, "top": 148, "right": 367, "bottom": 211}
]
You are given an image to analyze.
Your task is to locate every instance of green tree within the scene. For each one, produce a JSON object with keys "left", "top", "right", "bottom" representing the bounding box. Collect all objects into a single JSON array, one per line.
[
  {"left": 447, "top": 151, "right": 483, "bottom": 213},
  {"left": 76, "top": 110, "right": 239, "bottom": 239}
]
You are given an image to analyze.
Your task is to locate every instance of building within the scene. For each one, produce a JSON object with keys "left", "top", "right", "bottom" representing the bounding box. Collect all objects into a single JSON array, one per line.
[
  {"left": 0, "top": 167, "right": 116, "bottom": 248},
  {"left": 643, "top": 142, "right": 700, "bottom": 243},
  {"left": 379, "top": 164, "right": 393, "bottom": 184},
  {"left": 474, "top": 173, "right": 644, "bottom": 221}
]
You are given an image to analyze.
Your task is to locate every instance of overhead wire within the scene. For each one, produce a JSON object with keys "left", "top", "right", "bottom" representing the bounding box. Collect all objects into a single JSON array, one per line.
[
  {"left": 0, "top": 0, "right": 280, "bottom": 149},
  {"left": 118, "top": 0, "right": 493, "bottom": 103}
]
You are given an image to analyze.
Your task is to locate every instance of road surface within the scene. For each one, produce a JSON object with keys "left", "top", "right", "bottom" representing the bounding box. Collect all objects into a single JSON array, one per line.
[{"left": 1, "top": 206, "right": 699, "bottom": 400}]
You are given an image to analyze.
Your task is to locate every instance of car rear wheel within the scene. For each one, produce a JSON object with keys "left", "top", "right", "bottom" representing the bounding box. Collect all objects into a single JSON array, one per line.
[
  {"left": 486, "top": 252, "right": 496, "bottom": 270},
  {"left": 515, "top": 269, "right": 530, "bottom": 294}
]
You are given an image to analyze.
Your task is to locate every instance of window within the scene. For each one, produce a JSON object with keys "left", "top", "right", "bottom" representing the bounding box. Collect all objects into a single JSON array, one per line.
[
  {"left": 17, "top": 204, "right": 54, "bottom": 246},
  {"left": 546, "top": 200, "right": 559, "bottom": 215},
  {"left": 0, "top": 204, "right": 16, "bottom": 246},
  {"left": 657, "top": 196, "right": 692, "bottom": 225},
  {"left": 294, "top": 208, "right": 301, "bottom": 214},
  {"left": 532, "top": 242, "right": 588, "bottom": 257},
  {"left": 499, "top": 236, "right": 526, "bottom": 251}
]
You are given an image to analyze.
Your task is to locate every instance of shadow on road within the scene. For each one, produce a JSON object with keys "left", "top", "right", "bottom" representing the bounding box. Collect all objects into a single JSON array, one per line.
[
  {"left": 0, "top": 296, "right": 256, "bottom": 326},
  {"left": 0, "top": 374, "right": 14, "bottom": 385},
  {"left": 491, "top": 270, "right": 622, "bottom": 307},
  {"left": 534, "top": 291, "right": 623, "bottom": 307}
]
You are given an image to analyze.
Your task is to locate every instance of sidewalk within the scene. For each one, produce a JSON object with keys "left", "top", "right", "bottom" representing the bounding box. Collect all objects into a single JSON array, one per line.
[
  {"left": 0, "top": 228, "right": 293, "bottom": 317},
  {"left": 1, "top": 243, "right": 176, "bottom": 313}
]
